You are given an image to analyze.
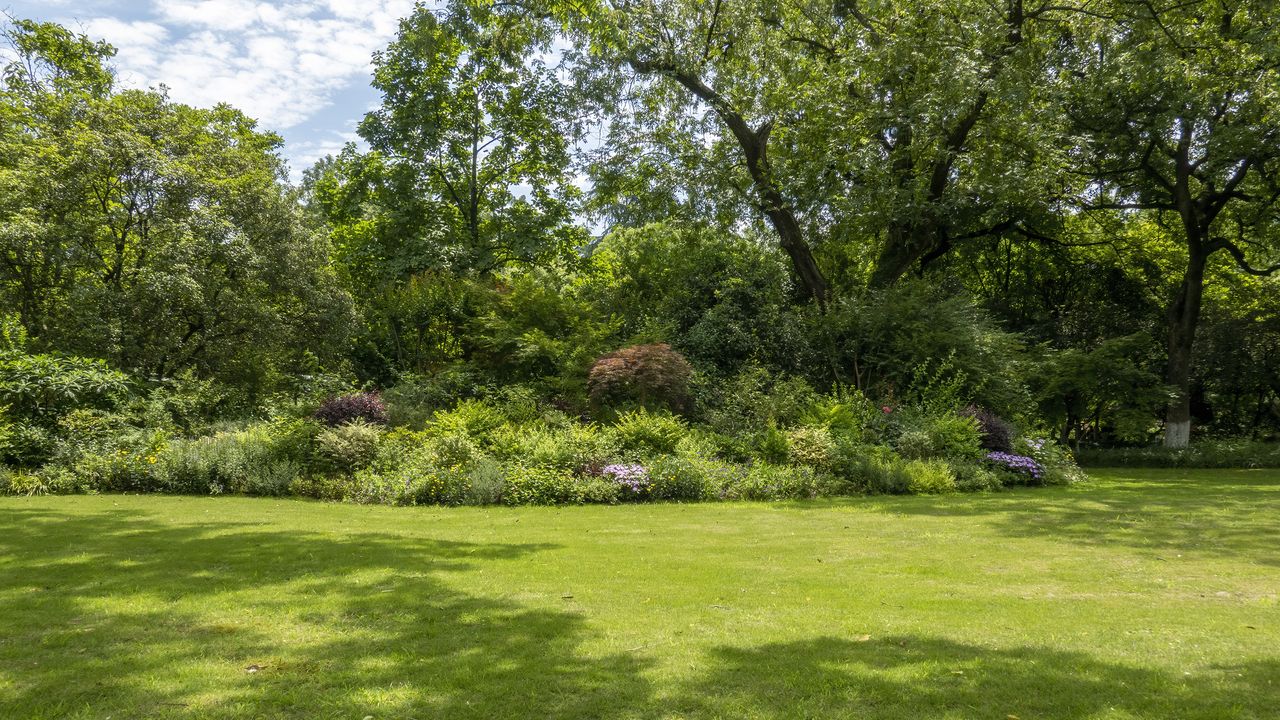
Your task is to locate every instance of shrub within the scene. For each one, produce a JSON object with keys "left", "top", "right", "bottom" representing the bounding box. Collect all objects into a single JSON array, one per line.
[
  {"left": 1, "top": 467, "right": 42, "bottom": 496},
  {"left": 487, "top": 385, "right": 547, "bottom": 425},
  {"left": 136, "top": 374, "right": 245, "bottom": 436},
  {"left": 502, "top": 465, "right": 585, "bottom": 505},
  {"left": 582, "top": 224, "right": 808, "bottom": 376},
  {"left": 428, "top": 399, "right": 507, "bottom": 442},
  {"left": 983, "top": 451, "right": 1046, "bottom": 485},
  {"left": 344, "top": 470, "right": 405, "bottom": 505},
  {"left": 234, "top": 460, "right": 300, "bottom": 497},
  {"left": 817, "top": 280, "right": 1030, "bottom": 415},
  {"left": 799, "top": 393, "right": 874, "bottom": 435},
  {"left": 3, "top": 465, "right": 101, "bottom": 495},
  {"left": 315, "top": 420, "right": 383, "bottom": 474},
  {"left": 674, "top": 428, "right": 731, "bottom": 460},
  {"left": 894, "top": 430, "right": 936, "bottom": 460},
  {"left": 601, "top": 463, "right": 651, "bottom": 499},
  {"left": 382, "top": 368, "right": 480, "bottom": 427},
  {"left": 950, "top": 462, "right": 1004, "bottom": 492},
  {"left": 903, "top": 459, "right": 958, "bottom": 494},
  {"left": 754, "top": 425, "right": 791, "bottom": 464},
  {"left": 826, "top": 444, "right": 911, "bottom": 495},
  {"left": 926, "top": 413, "right": 984, "bottom": 460},
  {"left": 63, "top": 428, "right": 169, "bottom": 492},
  {"left": 464, "top": 457, "right": 506, "bottom": 505},
  {"left": 290, "top": 474, "right": 357, "bottom": 501},
  {"left": 1016, "top": 437, "right": 1086, "bottom": 485},
  {"left": 2, "top": 422, "right": 57, "bottom": 467},
  {"left": 717, "top": 463, "right": 830, "bottom": 501},
  {"left": 401, "top": 462, "right": 474, "bottom": 505},
  {"left": 787, "top": 426, "right": 834, "bottom": 468},
  {"left": 588, "top": 343, "right": 693, "bottom": 413},
  {"left": 314, "top": 392, "right": 388, "bottom": 427},
  {"left": 610, "top": 408, "right": 687, "bottom": 457},
  {"left": 825, "top": 436, "right": 869, "bottom": 490},
  {"left": 960, "top": 406, "right": 1016, "bottom": 452},
  {"left": 694, "top": 365, "right": 820, "bottom": 436},
  {"left": 491, "top": 424, "right": 617, "bottom": 472},
  {"left": 861, "top": 457, "right": 912, "bottom": 495},
  {"left": 426, "top": 432, "right": 482, "bottom": 468},
  {"left": 646, "top": 455, "right": 713, "bottom": 501},
  {"left": 1074, "top": 440, "right": 1280, "bottom": 469},
  {"left": 154, "top": 422, "right": 305, "bottom": 495},
  {"left": 579, "top": 476, "right": 623, "bottom": 504},
  {"left": 0, "top": 351, "right": 130, "bottom": 423},
  {"left": 891, "top": 409, "right": 983, "bottom": 461}
]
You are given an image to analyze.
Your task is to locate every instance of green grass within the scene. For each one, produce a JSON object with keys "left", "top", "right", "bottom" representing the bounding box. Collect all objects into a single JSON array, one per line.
[{"left": 2, "top": 469, "right": 1277, "bottom": 719}]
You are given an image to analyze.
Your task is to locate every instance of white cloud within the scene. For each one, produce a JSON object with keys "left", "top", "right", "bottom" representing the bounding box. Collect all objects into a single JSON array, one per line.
[
  {"left": 290, "top": 129, "right": 362, "bottom": 170},
  {"left": 78, "top": 0, "right": 416, "bottom": 129}
]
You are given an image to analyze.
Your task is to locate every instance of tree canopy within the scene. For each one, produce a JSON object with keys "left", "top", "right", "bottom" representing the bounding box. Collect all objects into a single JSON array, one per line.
[{"left": 4, "top": 2, "right": 1280, "bottom": 448}]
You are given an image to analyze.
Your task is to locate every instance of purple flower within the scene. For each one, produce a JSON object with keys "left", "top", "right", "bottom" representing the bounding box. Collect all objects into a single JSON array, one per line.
[
  {"left": 603, "top": 464, "right": 650, "bottom": 493},
  {"left": 984, "top": 451, "right": 1045, "bottom": 482}
]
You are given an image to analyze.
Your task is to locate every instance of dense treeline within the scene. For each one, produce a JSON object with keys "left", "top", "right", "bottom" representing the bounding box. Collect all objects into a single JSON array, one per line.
[
  {"left": 305, "top": 0, "right": 1280, "bottom": 445},
  {"left": 2, "top": 2, "right": 1279, "bottom": 501}
]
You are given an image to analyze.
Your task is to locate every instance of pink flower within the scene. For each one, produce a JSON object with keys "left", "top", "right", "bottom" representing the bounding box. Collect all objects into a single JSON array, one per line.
[{"left": 881, "top": 405, "right": 893, "bottom": 414}]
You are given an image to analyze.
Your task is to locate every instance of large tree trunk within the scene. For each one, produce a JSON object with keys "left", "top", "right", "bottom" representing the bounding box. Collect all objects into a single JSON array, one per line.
[
  {"left": 869, "top": 219, "right": 943, "bottom": 287},
  {"left": 758, "top": 184, "right": 828, "bottom": 305},
  {"left": 629, "top": 59, "right": 828, "bottom": 304},
  {"left": 1164, "top": 246, "right": 1207, "bottom": 448}
]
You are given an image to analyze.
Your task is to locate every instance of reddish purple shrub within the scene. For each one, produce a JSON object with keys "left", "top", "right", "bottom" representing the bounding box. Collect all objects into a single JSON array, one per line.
[
  {"left": 588, "top": 343, "right": 693, "bottom": 413},
  {"left": 314, "top": 392, "right": 388, "bottom": 427},
  {"left": 961, "top": 405, "right": 1015, "bottom": 452}
]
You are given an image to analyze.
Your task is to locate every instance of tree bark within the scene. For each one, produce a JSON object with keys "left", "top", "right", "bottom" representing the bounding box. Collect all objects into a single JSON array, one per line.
[
  {"left": 868, "top": 1, "right": 1023, "bottom": 286},
  {"left": 1163, "top": 246, "right": 1206, "bottom": 448},
  {"left": 628, "top": 59, "right": 828, "bottom": 305}
]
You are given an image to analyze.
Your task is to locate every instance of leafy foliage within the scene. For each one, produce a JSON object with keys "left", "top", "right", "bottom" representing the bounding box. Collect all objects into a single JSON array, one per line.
[
  {"left": 588, "top": 343, "right": 693, "bottom": 414},
  {"left": 0, "top": 352, "right": 129, "bottom": 423},
  {"left": 314, "top": 393, "right": 389, "bottom": 428},
  {"left": 960, "top": 406, "right": 1016, "bottom": 453}
]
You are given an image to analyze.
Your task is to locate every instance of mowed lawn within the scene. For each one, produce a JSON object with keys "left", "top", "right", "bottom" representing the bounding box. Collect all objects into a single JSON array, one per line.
[{"left": 1, "top": 470, "right": 1277, "bottom": 719}]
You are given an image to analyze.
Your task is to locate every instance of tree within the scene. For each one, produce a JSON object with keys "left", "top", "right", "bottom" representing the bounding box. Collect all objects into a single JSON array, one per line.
[
  {"left": 354, "top": 2, "right": 585, "bottom": 276},
  {"left": 1031, "top": 333, "right": 1168, "bottom": 448},
  {"left": 0, "top": 20, "right": 354, "bottom": 391},
  {"left": 564, "top": 0, "right": 832, "bottom": 301},
  {"left": 559, "top": 1, "right": 1083, "bottom": 299},
  {"left": 813, "top": 0, "right": 1074, "bottom": 286},
  {"left": 1067, "top": 0, "right": 1280, "bottom": 446}
]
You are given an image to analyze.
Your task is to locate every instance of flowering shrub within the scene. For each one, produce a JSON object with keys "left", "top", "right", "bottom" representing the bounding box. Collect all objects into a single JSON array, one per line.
[
  {"left": 1016, "top": 437, "right": 1086, "bottom": 485},
  {"left": 314, "top": 392, "right": 388, "bottom": 427},
  {"left": 588, "top": 343, "right": 693, "bottom": 413},
  {"left": 602, "top": 463, "right": 649, "bottom": 494},
  {"left": 984, "top": 451, "right": 1045, "bottom": 484},
  {"left": 502, "top": 465, "right": 587, "bottom": 505}
]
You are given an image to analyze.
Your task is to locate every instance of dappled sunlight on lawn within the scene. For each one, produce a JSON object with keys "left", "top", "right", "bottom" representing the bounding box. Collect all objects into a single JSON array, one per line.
[{"left": 2, "top": 472, "right": 1278, "bottom": 719}]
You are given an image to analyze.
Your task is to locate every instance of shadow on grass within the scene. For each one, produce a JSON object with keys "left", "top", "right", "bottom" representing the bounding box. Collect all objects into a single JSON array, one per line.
[
  {"left": 2, "top": 502, "right": 1277, "bottom": 719},
  {"left": 669, "top": 635, "right": 1280, "bottom": 720},
  {"left": 0, "top": 506, "right": 647, "bottom": 719},
  {"left": 853, "top": 470, "right": 1280, "bottom": 566}
]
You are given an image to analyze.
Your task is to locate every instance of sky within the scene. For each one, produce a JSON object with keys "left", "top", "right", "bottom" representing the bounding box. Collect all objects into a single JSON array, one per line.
[{"left": 2, "top": 0, "right": 420, "bottom": 181}]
